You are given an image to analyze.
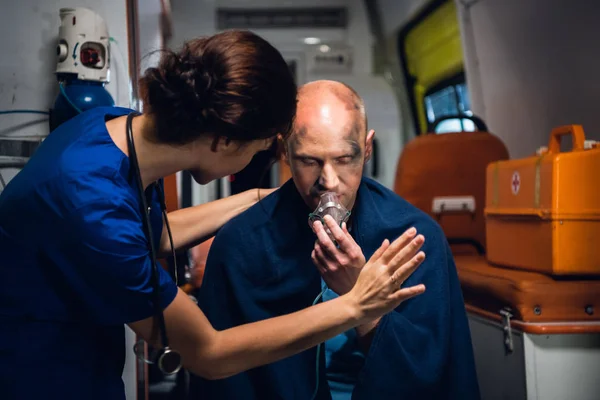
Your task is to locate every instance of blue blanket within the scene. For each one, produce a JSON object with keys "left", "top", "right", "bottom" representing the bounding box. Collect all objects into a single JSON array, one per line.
[{"left": 190, "top": 178, "right": 480, "bottom": 399}]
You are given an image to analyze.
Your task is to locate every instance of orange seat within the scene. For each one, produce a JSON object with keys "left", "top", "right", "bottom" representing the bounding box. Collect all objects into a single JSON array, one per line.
[
  {"left": 455, "top": 254, "right": 600, "bottom": 332},
  {"left": 394, "top": 129, "right": 508, "bottom": 255}
]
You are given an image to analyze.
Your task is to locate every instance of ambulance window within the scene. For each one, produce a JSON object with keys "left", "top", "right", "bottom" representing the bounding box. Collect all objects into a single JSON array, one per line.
[
  {"left": 398, "top": 0, "right": 467, "bottom": 134},
  {"left": 456, "top": 82, "right": 471, "bottom": 112},
  {"left": 424, "top": 77, "right": 475, "bottom": 133}
]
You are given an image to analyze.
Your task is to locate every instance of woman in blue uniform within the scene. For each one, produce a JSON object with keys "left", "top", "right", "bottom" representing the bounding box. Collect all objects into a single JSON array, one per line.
[{"left": 0, "top": 30, "right": 425, "bottom": 399}]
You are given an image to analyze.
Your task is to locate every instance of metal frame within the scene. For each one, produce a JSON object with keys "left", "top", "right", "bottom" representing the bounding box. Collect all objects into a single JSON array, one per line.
[{"left": 468, "top": 312, "right": 600, "bottom": 400}]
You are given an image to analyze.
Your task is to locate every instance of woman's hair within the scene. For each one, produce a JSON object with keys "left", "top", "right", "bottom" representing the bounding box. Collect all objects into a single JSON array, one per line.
[{"left": 139, "top": 30, "right": 297, "bottom": 145}]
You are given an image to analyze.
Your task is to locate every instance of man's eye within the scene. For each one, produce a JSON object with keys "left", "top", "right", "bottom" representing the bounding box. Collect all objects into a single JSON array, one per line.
[
  {"left": 336, "top": 156, "right": 353, "bottom": 164},
  {"left": 301, "top": 158, "right": 317, "bottom": 166}
]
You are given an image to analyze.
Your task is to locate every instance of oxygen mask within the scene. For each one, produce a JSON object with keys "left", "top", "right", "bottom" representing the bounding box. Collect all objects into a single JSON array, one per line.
[{"left": 308, "top": 192, "right": 351, "bottom": 240}]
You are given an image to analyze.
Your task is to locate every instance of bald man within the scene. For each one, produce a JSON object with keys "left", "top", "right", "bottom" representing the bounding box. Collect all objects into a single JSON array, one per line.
[{"left": 189, "top": 81, "right": 479, "bottom": 400}]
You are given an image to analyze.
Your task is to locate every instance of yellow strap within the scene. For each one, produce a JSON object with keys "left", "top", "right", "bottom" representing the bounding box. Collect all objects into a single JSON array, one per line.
[
  {"left": 492, "top": 162, "right": 499, "bottom": 206},
  {"left": 534, "top": 155, "right": 544, "bottom": 208}
]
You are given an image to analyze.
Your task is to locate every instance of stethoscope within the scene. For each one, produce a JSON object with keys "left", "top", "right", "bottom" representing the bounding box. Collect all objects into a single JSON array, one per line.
[{"left": 126, "top": 112, "right": 183, "bottom": 375}]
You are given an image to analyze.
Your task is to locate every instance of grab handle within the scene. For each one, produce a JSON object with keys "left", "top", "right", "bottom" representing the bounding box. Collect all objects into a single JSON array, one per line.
[
  {"left": 428, "top": 114, "right": 488, "bottom": 133},
  {"left": 547, "top": 125, "right": 586, "bottom": 154}
]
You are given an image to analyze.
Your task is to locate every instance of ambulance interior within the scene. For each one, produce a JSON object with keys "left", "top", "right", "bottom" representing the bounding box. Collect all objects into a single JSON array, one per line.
[{"left": 1, "top": 0, "right": 599, "bottom": 399}]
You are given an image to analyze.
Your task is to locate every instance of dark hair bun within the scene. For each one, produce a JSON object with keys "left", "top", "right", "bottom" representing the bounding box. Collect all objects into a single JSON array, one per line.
[{"left": 139, "top": 30, "right": 297, "bottom": 145}]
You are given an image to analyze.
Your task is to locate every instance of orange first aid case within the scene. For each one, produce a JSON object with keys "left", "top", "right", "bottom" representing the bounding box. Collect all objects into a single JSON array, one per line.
[{"left": 485, "top": 125, "right": 600, "bottom": 276}]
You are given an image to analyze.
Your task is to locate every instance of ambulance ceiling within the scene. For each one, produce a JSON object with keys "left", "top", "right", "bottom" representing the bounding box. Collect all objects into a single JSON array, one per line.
[{"left": 212, "top": 0, "right": 349, "bottom": 46}]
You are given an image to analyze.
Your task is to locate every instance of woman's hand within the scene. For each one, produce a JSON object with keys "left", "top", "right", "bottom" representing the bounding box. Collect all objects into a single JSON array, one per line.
[
  {"left": 131, "top": 225, "right": 425, "bottom": 380},
  {"left": 311, "top": 215, "right": 366, "bottom": 295},
  {"left": 160, "top": 186, "right": 280, "bottom": 256},
  {"left": 344, "top": 227, "right": 426, "bottom": 323}
]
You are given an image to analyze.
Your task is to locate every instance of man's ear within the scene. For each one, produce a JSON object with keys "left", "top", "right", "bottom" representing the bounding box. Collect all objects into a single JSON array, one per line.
[
  {"left": 364, "top": 129, "right": 375, "bottom": 163},
  {"left": 277, "top": 134, "right": 290, "bottom": 165}
]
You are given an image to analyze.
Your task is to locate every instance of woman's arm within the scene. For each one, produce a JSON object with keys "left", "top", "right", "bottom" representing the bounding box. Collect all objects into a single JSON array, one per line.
[
  {"left": 159, "top": 188, "right": 276, "bottom": 256},
  {"left": 129, "top": 229, "right": 426, "bottom": 380}
]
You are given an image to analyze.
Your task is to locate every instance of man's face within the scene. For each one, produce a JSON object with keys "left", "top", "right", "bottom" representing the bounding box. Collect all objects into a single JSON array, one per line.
[{"left": 285, "top": 94, "right": 373, "bottom": 212}]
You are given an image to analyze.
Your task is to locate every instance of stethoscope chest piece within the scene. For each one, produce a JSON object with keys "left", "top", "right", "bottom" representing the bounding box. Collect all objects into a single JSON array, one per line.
[
  {"left": 133, "top": 340, "right": 182, "bottom": 375},
  {"left": 157, "top": 347, "right": 183, "bottom": 375}
]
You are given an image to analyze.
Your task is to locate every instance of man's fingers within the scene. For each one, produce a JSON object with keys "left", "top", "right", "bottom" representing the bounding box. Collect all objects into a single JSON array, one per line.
[
  {"left": 323, "top": 216, "right": 365, "bottom": 265},
  {"left": 312, "top": 220, "right": 340, "bottom": 258},
  {"left": 312, "top": 249, "right": 328, "bottom": 275},
  {"left": 381, "top": 227, "right": 417, "bottom": 264},
  {"left": 322, "top": 215, "right": 352, "bottom": 252},
  {"left": 315, "top": 241, "right": 335, "bottom": 262},
  {"left": 390, "top": 251, "right": 425, "bottom": 285},
  {"left": 314, "top": 242, "right": 336, "bottom": 271}
]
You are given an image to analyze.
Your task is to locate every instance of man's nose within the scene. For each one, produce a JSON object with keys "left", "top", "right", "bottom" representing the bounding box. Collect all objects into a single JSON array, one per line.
[{"left": 318, "top": 163, "right": 340, "bottom": 191}]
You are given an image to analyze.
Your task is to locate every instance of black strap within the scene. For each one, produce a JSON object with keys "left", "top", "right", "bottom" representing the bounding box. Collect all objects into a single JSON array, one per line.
[
  {"left": 155, "top": 181, "right": 178, "bottom": 284},
  {"left": 126, "top": 112, "right": 169, "bottom": 349}
]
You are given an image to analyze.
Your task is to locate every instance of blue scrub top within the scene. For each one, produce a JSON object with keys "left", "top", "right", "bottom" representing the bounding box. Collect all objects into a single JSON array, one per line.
[{"left": 0, "top": 107, "right": 178, "bottom": 399}]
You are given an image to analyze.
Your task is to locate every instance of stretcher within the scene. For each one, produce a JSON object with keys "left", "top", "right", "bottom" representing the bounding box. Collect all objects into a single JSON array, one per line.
[
  {"left": 456, "top": 254, "right": 600, "bottom": 400},
  {"left": 394, "top": 121, "right": 600, "bottom": 399}
]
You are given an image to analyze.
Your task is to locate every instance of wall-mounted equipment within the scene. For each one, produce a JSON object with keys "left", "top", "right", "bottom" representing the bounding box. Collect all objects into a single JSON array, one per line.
[{"left": 50, "top": 7, "right": 114, "bottom": 131}]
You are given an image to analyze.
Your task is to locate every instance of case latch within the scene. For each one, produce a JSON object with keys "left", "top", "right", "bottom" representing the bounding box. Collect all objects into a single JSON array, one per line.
[{"left": 500, "top": 308, "right": 514, "bottom": 354}]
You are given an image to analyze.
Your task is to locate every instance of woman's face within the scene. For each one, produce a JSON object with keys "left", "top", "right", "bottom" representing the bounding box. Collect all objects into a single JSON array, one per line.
[{"left": 189, "top": 137, "right": 274, "bottom": 185}]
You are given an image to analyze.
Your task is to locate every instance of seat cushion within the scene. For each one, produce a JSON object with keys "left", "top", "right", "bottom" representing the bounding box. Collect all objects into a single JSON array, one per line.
[{"left": 455, "top": 254, "right": 600, "bottom": 323}]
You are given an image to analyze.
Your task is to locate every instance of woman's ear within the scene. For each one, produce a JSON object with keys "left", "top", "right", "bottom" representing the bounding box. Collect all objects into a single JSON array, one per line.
[{"left": 211, "top": 136, "right": 233, "bottom": 153}]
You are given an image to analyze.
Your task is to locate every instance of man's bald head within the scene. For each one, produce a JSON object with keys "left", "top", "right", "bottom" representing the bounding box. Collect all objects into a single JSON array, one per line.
[
  {"left": 296, "top": 80, "right": 367, "bottom": 137},
  {"left": 283, "top": 80, "right": 375, "bottom": 212}
]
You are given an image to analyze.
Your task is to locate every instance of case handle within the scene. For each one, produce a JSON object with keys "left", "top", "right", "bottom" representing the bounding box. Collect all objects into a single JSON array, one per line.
[
  {"left": 547, "top": 125, "right": 586, "bottom": 154},
  {"left": 432, "top": 196, "right": 476, "bottom": 215}
]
